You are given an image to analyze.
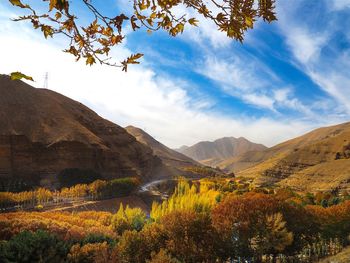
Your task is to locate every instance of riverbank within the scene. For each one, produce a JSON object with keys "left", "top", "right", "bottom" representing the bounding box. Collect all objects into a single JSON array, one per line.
[{"left": 44, "top": 194, "right": 149, "bottom": 213}]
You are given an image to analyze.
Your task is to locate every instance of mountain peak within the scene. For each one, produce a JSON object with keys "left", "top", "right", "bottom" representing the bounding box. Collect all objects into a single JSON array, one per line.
[{"left": 177, "top": 136, "right": 267, "bottom": 167}]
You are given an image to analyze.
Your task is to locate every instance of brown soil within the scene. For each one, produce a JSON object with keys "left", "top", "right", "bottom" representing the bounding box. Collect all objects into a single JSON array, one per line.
[
  {"left": 0, "top": 74, "right": 163, "bottom": 187},
  {"left": 44, "top": 195, "right": 150, "bottom": 213}
]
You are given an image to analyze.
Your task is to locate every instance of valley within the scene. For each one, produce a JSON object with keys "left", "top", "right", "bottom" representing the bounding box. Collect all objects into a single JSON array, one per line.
[{"left": 1, "top": 76, "right": 350, "bottom": 263}]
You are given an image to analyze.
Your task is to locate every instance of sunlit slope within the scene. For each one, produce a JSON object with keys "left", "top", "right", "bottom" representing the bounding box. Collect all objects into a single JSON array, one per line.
[
  {"left": 229, "top": 122, "right": 350, "bottom": 190},
  {"left": 278, "top": 159, "right": 350, "bottom": 193},
  {"left": 177, "top": 137, "right": 267, "bottom": 167},
  {"left": 125, "top": 125, "right": 200, "bottom": 168},
  {"left": 0, "top": 74, "right": 162, "bottom": 187}
]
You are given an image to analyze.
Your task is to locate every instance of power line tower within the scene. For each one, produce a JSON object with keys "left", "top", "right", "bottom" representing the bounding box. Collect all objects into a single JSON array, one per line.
[{"left": 43, "top": 72, "right": 49, "bottom": 89}]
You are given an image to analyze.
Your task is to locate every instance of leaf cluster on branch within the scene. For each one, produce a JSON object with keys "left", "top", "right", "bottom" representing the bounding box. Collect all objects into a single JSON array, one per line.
[{"left": 8, "top": 0, "right": 276, "bottom": 72}]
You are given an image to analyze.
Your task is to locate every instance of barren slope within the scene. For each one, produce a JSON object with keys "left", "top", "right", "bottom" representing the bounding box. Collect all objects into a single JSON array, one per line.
[
  {"left": 177, "top": 137, "right": 267, "bottom": 167},
  {"left": 125, "top": 126, "right": 199, "bottom": 168},
  {"left": 233, "top": 122, "right": 350, "bottom": 191},
  {"left": 0, "top": 74, "right": 162, "bottom": 189}
]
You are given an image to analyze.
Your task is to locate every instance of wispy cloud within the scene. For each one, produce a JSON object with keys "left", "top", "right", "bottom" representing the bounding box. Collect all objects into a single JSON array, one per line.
[
  {"left": 1, "top": 0, "right": 349, "bottom": 149},
  {"left": 0, "top": 3, "right": 318, "bottom": 148},
  {"left": 196, "top": 52, "right": 314, "bottom": 115},
  {"left": 277, "top": 0, "right": 350, "bottom": 115},
  {"left": 329, "top": 0, "right": 350, "bottom": 11}
]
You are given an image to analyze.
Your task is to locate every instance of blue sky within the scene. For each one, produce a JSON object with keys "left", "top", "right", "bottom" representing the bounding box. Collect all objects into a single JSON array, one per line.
[{"left": 1, "top": 0, "right": 350, "bottom": 147}]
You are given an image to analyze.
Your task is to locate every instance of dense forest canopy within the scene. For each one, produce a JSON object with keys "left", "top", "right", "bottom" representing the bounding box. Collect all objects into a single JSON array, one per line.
[{"left": 1, "top": 178, "right": 350, "bottom": 262}]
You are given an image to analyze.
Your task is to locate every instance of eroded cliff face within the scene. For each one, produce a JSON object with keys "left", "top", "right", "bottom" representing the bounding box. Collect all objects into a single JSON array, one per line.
[{"left": 0, "top": 75, "right": 161, "bottom": 189}]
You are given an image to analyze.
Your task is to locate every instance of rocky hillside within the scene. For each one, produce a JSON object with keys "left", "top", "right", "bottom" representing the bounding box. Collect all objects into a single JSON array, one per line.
[
  {"left": 177, "top": 137, "right": 267, "bottom": 167},
  {"left": 0, "top": 74, "right": 162, "bottom": 189},
  {"left": 125, "top": 126, "right": 199, "bottom": 168},
  {"left": 232, "top": 122, "right": 350, "bottom": 192}
]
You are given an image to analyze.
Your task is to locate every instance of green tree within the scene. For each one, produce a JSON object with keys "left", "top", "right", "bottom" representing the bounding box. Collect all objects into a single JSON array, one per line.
[{"left": 0, "top": 230, "right": 68, "bottom": 263}]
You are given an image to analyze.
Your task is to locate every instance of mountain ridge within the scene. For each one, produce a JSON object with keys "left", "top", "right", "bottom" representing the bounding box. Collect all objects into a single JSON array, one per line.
[
  {"left": 177, "top": 136, "right": 267, "bottom": 167},
  {"left": 0, "top": 74, "right": 164, "bottom": 189},
  {"left": 125, "top": 125, "right": 200, "bottom": 168},
  {"left": 230, "top": 121, "right": 350, "bottom": 192}
]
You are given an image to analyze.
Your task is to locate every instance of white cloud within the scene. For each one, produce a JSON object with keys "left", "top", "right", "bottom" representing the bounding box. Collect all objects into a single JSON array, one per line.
[
  {"left": 2, "top": 1, "right": 348, "bottom": 151},
  {"left": 285, "top": 28, "right": 327, "bottom": 65},
  {"left": 198, "top": 56, "right": 259, "bottom": 92},
  {"left": 197, "top": 54, "right": 315, "bottom": 115},
  {"left": 276, "top": 0, "right": 350, "bottom": 115},
  {"left": 0, "top": 7, "right": 322, "bottom": 149},
  {"left": 242, "top": 94, "right": 275, "bottom": 111},
  {"left": 196, "top": 55, "right": 278, "bottom": 110},
  {"left": 329, "top": 0, "right": 350, "bottom": 10},
  {"left": 308, "top": 71, "right": 350, "bottom": 112}
]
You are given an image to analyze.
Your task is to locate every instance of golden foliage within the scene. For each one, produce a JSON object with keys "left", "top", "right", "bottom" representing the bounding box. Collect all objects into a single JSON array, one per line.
[
  {"left": 68, "top": 242, "right": 111, "bottom": 263},
  {"left": 146, "top": 249, "right": 179, "bottom": 263},
  {"left": 8, "top": 0, "right": 276, "bottom": 70},
  {"left": 0, "top": 211, "right": 116, "bottom": 241},
  {"left": 0, "top": 177, "right": 139, "bottom": 209},
  {"left": 111, "top": 204, "right": 147, "bottom": 234},
  {"left": 150, "top": 179, "right": 220, "bottom": 221}
]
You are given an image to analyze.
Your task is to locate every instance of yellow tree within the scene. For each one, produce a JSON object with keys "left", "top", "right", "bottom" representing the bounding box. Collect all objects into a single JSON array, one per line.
[
  {"left": 36, "top": 188, "right": 53, "bottom": 204},
  {"left": 150, "top": 179, "right": 220, "bottom": 221}
]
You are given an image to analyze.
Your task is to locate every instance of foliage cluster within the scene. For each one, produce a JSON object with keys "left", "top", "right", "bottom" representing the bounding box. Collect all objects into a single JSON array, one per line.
[
  {"left": 199, "top": 177, "right": 350, "bottom": 206},
  {"left": 1, "top": 178, "right": 350, "bottom": 262},
  {"left": 0, "top": 177, "right": 140, "bottom": 209},
  {"left": 8, "top": 0, "right": 276, "bottom": 71},
  {"left": 57, "top": 168, "right": 103, "bottom": 188},
  {"left": 183, "top": 166, "right": 230, "bottom": 178},
  {"left": 150, "top": 179, "right": 220, "bottom": 221}
]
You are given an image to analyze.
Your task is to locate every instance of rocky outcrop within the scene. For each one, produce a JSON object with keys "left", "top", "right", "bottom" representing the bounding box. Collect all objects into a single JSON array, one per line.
[{"left": 0, "top": 74, "right": 161, "bottom": 189}]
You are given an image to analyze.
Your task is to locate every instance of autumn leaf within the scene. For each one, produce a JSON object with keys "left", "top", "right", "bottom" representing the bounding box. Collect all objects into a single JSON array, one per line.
[
  {"left": 176, "top": 23, "right": 184, "bottom": 33},
  {"left": 41, "top": 25, "right": 54, "bottom": 38},
  {"left": 9, "top": 0, "right": 26, "bottom": 8},
  {"left": 86, "top": 55, "right": 96, "bottom": 66},
  {"left": 8, "top": 0, "right": 277, "bottom": 70},
  {"left": 216, "top": 13, "right": 226, "bottom": 22},
  {"left": 130, "top": 15, "right": 140, "bottom": 31},
  {"left": 126, "top": 53, "right": 143, "bottom": 64},
  {"left": 245, "top": 16, "right": 253, "bottom": 28},
  {"left": 55, "top": 12, "right": 62, "bottom": 20},
  {"left": 10, "top": 72, "right": 34, "bottom": 81},
  {"left": 121, "top": 53, "right": 144, "bottom": 72},
  {"left": 150, "top": 12, "right": 157, "bottom": 19},
  {"left": 188, "top": 18, "right": 198, "bottom": 26},
  {"left": 49, "top": 0, "right": 68, "bottom": 12},
  {"left": 49, "top": 0, "right": 57, "bottom": 11}
]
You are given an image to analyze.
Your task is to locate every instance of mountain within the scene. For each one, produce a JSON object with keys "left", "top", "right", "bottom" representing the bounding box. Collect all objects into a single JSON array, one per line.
[
  {"left": 177, "top": 137, "right": 267, "bottom": 167},
  {"left": 231, "top": 122, "right": 350, "bottom": 192},
  {"left": 125, "top": 126, "right": 199, "bottom": 168},
  {"left": 0, "top": 74, "right": 162, "bottom": 190}
]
